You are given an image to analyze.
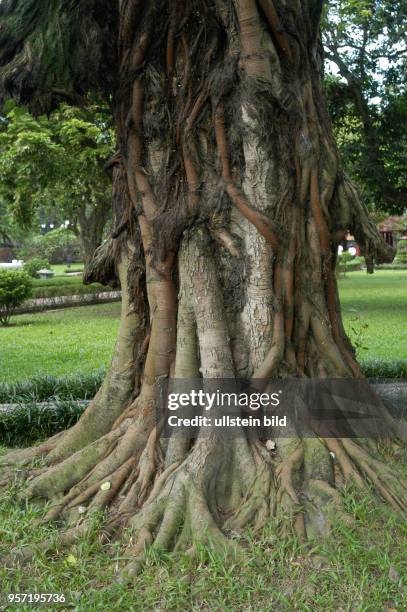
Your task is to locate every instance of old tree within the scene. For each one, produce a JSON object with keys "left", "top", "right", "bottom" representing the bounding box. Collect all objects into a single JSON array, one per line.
[{"left": 0, "top": 0, "right": 405, "bottom": 578}]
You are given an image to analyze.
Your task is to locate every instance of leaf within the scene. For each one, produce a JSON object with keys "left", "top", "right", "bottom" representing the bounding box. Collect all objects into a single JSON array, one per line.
[
  {"left": 100, "top": 481, "right": 111, "bottom": 491},
  {"left": 66, "top": 554, "right": 77, "bottom": 566}
]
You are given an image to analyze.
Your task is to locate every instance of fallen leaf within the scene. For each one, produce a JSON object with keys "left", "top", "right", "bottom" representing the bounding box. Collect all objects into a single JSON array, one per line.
[
  {"left": 388, "top": 566, "right": 400, "bottom": 583},
  {"left": 100, "top": 481, "right": 111, "bottom": 491},
  {"left": 66, "top": 554, "right": 77, "bottom": 566}
]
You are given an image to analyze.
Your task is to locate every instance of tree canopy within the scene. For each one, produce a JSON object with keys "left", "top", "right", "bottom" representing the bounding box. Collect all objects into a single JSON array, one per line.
[
  {"left": 323, "top": 0, "right": 407, "bottom": 213},
  {"left": 0, "top": 102, "right": 115, "bottom": 262}
]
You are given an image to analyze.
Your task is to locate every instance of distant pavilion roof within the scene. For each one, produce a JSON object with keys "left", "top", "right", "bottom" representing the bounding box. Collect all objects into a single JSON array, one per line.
[{"left": 377, "top": 215, "right": 407, "bottom": 232}]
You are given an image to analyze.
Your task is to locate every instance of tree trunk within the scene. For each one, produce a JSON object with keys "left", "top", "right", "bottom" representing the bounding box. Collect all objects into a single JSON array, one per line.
[
  {"left": 77, "top": 195, "right": 111, "bottom": 268},
  {"left": 1, "top": 0, "right": 405, "bottom": 578}
]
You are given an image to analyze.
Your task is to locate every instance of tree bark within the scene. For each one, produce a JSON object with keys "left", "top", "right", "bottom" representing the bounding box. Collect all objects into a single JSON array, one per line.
[
  {"left": 76, "top": 195, "right": 111, "bottom": 268},
  {"left": 1, "top": 0, "right": 405, "bottom": 577}
]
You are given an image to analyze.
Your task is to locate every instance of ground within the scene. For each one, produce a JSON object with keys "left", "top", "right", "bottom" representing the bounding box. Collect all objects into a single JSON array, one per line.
[
  {"left": 1, "top": 270, "right": 405, "bottom": 383},
  {"left": 340, "top": 270, "right": 407, "bottom": 362},
  {"left": 0, "top": 303, "right": 120, "bottom": 382},
  {"left": 0, "top": 270, "right": 406, "bottom": 609},
  {"left": 0, "top": 446, "right": 406, "bottom": 609}
]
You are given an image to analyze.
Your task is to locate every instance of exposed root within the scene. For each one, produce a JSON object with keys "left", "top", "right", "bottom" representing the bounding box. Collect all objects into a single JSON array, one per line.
[
  {"left": 275, "top": 440, "right": 306, "bottom": 539},
  {"left": 0, "top": 431, "right": 65, "bottom": 468},
  {"left": 224, "top": 463, "right": 273, "bottom": 532},
  {"left": 341, "top": 439, "right": 407, "bottom": 512}
]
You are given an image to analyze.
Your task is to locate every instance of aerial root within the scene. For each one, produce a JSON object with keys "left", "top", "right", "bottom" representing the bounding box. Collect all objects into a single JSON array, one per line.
[
  {"left": 274, "top": 443, "right": 306, "bottom": 539},
  {"left": 0, "top": 431, "right": 65, "bottom": 470},
  {"left": 117, "top": 462, "right": 239, "bottom": 582},
  {"left": 224, "top": 464, "right": 272, "bottom": 532},
  {"left": 341, "top": 439, "right": 407, "bottom": 512},
  {"left": 22, "top": 420, "right": 131, "bottom": 501},
  {"left": 118, "top": 459, "right": 180, "bottom": 515},
  {"left": 275, "top": 443, "right": 303, "bottom": 505},
  {"left": 323, "top": 438, "right": 366, "bottom": 490},
  {"left": 122, "top": 424, "right": 162, "bottom": 508}
]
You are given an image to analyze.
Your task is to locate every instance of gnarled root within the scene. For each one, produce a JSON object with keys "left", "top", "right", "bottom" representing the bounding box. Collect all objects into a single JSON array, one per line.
[{"left": 118, "top": 436, "right": 238, "bottom": 580}]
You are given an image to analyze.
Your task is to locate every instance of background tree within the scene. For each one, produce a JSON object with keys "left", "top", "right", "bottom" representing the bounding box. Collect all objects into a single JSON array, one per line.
[
  {"left": 0, "top": 103, "right": 115, "bottom": 265},
  {"left": 0, "top": 198, "right": 27, "bottom": 246},
  {"left": 0, "top": 0, "right": 405, "bottom": 580},
  {"left": 323, "top": 0, "right": 407, "bottom": 214}
]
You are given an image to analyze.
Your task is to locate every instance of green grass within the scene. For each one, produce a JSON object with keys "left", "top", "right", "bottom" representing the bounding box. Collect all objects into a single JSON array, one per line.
[
  {"left": 0, "top": 270, "right": 405, "bottom": 385},
  {"left": 339, "top": 269, "right": 407, "bottom": 363},
  {"left": 50, "top": 263, "right": 84, "bottom": 276},
  {"left": 0, "top": 303, "right": 121, "bottom": 383},
  {"left": 0, "top": 446, "right": 406, "bottom": 610}
]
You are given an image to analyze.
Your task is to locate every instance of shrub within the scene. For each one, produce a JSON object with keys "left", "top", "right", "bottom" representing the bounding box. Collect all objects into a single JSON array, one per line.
[
  {"left": 337, "top": 253, "right": 364, "bottom": 276},
  {"left": 24, "top": 257, "right": 50, "bottom": 277},
  {"left": 32, "top": 276, "right": 84, "bottom": 287},
  {"left": 395, "top": 238, "right": 407, "bottom": 264},
  {"left": 18, "top": 229, "right": 81, "bottom": 264},
  {"left": 0, "top": 270, "right": 32, "bottom": 325}
]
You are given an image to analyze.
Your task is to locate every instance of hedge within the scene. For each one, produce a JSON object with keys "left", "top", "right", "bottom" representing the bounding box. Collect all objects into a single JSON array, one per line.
[
  {"left": 361, "top": 359, "right": 407, "bottom": 379},
  {"left": 375, "top": 263, "right": 407, "bottom": 271},
  {"left": 0, "top": 362, "right": 405, "bottom": 406},
  {"left": 32, "top": 276, "right": 85, "bottom": 287},
  {"left": 0, "top": 400, "right": 88, "bottom": 446},
  {"left": 0, "top": 362, "right": 406, "bottom": 446},
  {"left": 31, "top": 282, "right": 112, "bottom": 299},
  {"left": 0, "top": 370, "right": 106, "bottom": 404}
]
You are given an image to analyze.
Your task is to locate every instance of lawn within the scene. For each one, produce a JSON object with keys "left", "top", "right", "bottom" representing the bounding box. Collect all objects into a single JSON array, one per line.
[
  {"left": 339, "top": 269, "right": 407, "bottom": 362},
  {"left": 0, "top": 272, "right": 405, "bottom": 610},
  {"left": 0, "top": 445, "right": 406, "bottom": 610},
  {"left": 50, "top": 263, "right": 84, "bottom": 276},
  {"left": 0, "top": 270, "right": 405, "bottom": 384},
  {"left": 0, "top": 303, "right": 121, "bottom": 383}
]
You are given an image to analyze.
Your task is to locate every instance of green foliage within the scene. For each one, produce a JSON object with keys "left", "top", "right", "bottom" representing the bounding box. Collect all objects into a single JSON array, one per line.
[
  {"left": 24, "top": 257, "right": 50, "bottom": 277},
  {"left": 347, "top": 311, "right": 369, "bottom": 357},
  {"left": 0, "top": 269, "right": 32, "bottom": 325},
  {"left": 362, "top": 359, "right": 407, "bottom": 379},
  {"left": 27, "top": 272, "right": 115, "bottom": 299},
  {"left": 323, "top": 1, "right": 407, "bottom": 214},
  {"left": 0, "top": 199, "right": 27, "bottom": 244},
  {"left": 31, "top": 282, "right": 112, "bottom": 300},
  {"left": 31, "top": 276, "right": 85, "bottom": 288},
  {"left": 395, "top": 238, "right": 407, "bottom": 264},
  {"left": 337, "top": 251, "right": 354, "bottom": 276},
  {"left": 0, "top": 103, "right": 114, "bottom": 258},
  {"left": 0, "top": 400, "right": 87, "bottom": 446},
  {"left": 0, "top": 370, "right": 106, "bottom": 404},
  {"left": 18, "top": 229, "right": 80, "bottom": 264}
]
